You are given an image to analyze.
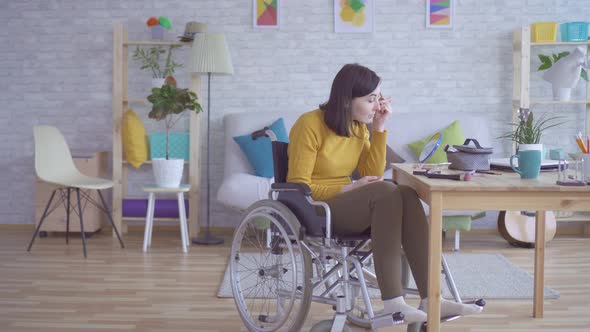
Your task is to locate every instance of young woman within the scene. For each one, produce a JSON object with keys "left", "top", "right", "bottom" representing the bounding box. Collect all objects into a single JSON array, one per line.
[{"left": 287, "top": 63, "right": 482, "bottom": 323}]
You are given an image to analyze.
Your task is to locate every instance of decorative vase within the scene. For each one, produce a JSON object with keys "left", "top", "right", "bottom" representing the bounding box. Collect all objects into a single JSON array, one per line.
[
  {"left": 151, "top": 25, "right": 165, "bottom": 40},
  {"left": 151, "top": 78, "right": 166, "bottom": 88},
  {"left": 152, "top": 158, "right": 184, "bottom": 188},
  {"left": 552, "top": 86, "right": 572, "bottom": 101}
]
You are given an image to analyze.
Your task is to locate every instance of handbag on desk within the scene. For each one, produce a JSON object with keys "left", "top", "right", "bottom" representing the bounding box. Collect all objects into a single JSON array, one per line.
[{"left": 444, "top": 138, "right": 493, "bottom": 171}]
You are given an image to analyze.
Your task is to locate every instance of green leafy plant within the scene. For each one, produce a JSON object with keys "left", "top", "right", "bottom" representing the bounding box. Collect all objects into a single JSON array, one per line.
[
  {"left": 132, "top": 45, "right": 182, "bottom": 78},
  {"left": 538, "top": 52, "right": 589, "bottom": 81},
  {"left": 147, "top": 81, "right": 202, "bottom": 159},
  {"left": 498, "top": 108, "right": 566, "bottom": 145}
]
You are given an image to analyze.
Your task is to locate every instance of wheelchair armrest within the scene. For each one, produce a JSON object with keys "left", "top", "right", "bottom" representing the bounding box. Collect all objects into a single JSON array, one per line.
[{"left": 271, "top": 182, "right": 312, "bottom": 196}]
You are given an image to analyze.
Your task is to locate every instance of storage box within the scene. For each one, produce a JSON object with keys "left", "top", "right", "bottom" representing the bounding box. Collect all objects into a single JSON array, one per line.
[
  {"left": 149, "top": 132, "right": 190, "bottom": 160},
  {"left": 531, "top": 22, "right": 557, "bottom": 42},
  {"left": 560, "top": 22, "right": 589, "bottom": 42}
]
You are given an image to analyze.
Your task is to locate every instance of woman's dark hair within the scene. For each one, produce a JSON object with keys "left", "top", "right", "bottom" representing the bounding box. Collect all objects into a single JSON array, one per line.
[{"left": 320, "top": 63, "right": 381, "bottom": 137}]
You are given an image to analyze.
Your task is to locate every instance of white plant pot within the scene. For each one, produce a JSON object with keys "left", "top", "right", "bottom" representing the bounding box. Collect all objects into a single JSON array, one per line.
[
  {"left": 552, "top": 86, "right": 572, "bottom": 101},
  {"left": 518, "top": 144, "right": 543, "bottom": 152},
  {"left": 151, "top": 78, "right": 166, "bottom": 88},
  {"left": 518, "top": 143, "right": 544, "bottom": 159},
  {"left": 152, "top": 158, "right": 184, "bottom": 188}
]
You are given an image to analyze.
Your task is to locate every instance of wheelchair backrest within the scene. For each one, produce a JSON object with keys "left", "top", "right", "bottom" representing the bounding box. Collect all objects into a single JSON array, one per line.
[
  {"left": 271, "top": 141, "right": 326, "bottom": 237},
  {"left": 272, "top": 141, "right": 289, "bottom": 184}
]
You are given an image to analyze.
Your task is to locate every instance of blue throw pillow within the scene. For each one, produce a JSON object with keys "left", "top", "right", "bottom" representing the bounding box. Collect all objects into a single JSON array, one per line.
[{"left": 233, "top": 118, "right": 289, "bottom": 178}]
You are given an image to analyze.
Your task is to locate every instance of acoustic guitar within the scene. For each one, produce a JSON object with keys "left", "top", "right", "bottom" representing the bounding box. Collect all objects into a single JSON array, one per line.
[{"left": 497, "top": 211, "right": 557, "bottom": 248}]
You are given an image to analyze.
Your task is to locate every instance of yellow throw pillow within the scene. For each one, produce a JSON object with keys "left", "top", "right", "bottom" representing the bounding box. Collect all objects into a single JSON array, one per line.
[{"left": 122, "top": 109, "right": 148, "bottom": 168}]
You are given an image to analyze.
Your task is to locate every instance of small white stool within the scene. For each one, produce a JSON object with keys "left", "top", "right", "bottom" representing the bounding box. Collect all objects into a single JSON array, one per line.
[{"left": 142, "top": 184, "right": 190, "bottom": 253}]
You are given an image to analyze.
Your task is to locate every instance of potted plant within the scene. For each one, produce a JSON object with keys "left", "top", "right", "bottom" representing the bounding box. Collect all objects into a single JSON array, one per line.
[
  {"left": 147, "top": 79, "right": 203, "bottom": 187},
  {"left": 498, "top": 108, "right": 565, "bottom": 154},
  {"left": 538, "top": 49, "right": 589, "bottom": 101},
  {"left": 132, "top": 45, "right": 182, "bottom": 88}
]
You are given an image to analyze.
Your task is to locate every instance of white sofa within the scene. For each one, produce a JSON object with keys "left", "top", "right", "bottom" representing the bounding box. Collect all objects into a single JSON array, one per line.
[{"left": 217, "top": 111, "right": 493, "bottom": 236}]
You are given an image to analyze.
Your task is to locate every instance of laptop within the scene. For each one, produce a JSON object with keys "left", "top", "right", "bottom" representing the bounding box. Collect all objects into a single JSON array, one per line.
[{"left": 490, "top": 158, "right": 566, "bottom": 171}]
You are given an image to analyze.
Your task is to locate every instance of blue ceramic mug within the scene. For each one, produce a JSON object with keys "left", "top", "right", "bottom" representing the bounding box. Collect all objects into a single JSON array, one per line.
[{"left": 510, "top": 150, "right": 542, "bottom": 179}]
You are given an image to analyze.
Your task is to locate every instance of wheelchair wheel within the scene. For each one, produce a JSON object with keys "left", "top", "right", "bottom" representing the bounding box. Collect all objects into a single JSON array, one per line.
[{"left": 230, "top": 200, "right": 312, "bottom": 332}]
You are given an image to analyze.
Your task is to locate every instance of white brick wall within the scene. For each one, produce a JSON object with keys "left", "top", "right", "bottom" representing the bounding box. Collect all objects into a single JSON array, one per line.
[{"left": 2, "top": 0, "right": 589, "bottom": 230}]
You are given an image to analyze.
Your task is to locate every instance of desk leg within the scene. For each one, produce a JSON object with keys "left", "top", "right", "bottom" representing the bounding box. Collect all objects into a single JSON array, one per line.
[
  {"left": 427, "top": 192, "right": 443, "bottom": 332},
  {"left": 534, "top": 210, "right": 546, "bottom": 318}
]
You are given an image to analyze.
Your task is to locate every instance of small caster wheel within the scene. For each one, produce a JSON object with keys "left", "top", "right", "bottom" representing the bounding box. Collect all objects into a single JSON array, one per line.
[
  {"left": 84, "top": 232, "right": 94, "bottom": 239},
  {"left": 39, "top": 231, "right": 48, "bottom": 238},
  {"left": 310, "top": 320, "right": 352, "bottom": 332}
]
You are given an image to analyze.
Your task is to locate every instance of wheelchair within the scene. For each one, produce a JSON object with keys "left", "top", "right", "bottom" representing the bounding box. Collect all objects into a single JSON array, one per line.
[{"left": 229, "top": 129, "right": 485, "bottom": 332}]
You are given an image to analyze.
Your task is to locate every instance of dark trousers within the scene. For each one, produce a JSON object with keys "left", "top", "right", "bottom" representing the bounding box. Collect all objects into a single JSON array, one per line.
[{"left": 325, "top": 181, "right": 429, "bottom": 299}]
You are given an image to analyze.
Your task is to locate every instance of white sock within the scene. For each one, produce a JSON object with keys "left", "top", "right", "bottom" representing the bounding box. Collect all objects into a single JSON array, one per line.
[
  {"left": 419, "top": 298, "right": 483, "bottom": 318},
  {"left": 383, "top": 296, "right": 427, "bottom": 324}
]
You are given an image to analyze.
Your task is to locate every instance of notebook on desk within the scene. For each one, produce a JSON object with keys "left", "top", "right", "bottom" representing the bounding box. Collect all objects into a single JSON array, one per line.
[{"left": 490, "top": 158, "right": 565, "bottom": 171}]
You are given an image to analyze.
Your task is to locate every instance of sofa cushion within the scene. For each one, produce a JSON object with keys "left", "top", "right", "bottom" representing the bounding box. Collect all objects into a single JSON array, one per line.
[
  {"left": 216, "top": 173, "right": 273, "bottom": 211},
  {"left": 122, "top": 109, "right": 148, "bottom": 168},
  {"left": 385, "top": 112, "right": 494, "bottom": 163},
  {"left": 407, "top": 120, "right": 465, "bottom": 164},
  {"left": 233, "top": 118, "right": 289, "bottom": 178}
]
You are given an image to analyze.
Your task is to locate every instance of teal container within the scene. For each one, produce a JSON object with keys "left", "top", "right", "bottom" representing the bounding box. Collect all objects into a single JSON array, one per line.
[
  {"left": 560, "top": 22, "right": 589, "bottom": 42},
  {"left": 149, "top": 132, "right": 190, "bottom": 160},
  {"left": 510, "top": 150, "right": 542, "bottom": 179}
]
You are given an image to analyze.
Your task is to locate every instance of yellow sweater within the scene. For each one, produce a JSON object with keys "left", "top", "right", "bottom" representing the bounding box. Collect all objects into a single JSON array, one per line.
[{"left": 287, "top": 109, "right": 387, "bottom": 201}]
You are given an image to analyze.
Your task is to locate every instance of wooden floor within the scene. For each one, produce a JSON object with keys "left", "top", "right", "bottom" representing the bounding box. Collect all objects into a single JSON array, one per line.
[{"left": 1, "top": 227, "right": 589, "bottom": 332}]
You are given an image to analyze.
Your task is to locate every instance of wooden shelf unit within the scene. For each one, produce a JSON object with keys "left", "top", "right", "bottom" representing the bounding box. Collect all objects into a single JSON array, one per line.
[
  {"left": 512, "top": 26, "right": 590, "bottom": 227},
  {"left": 112, "top": 22, "right": 203, "bottom": 238}
]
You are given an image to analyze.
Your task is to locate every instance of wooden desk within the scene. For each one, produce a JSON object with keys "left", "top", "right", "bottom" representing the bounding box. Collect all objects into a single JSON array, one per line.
[{"left": 391, "top": 164, "right": 590, "bottom": 332}]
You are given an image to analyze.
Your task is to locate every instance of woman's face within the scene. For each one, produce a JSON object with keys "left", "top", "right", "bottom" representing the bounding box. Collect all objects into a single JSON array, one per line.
[{"left": 351, "top": 86, "right": 382, "bottom": 124}]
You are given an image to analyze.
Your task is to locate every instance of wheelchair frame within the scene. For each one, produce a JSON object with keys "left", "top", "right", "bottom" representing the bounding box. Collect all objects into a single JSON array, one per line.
[{"left": 229, "top": 131, "right": 484, "bottom": 332}]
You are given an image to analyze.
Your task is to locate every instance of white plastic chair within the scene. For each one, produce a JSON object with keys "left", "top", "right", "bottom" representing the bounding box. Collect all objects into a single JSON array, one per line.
[{"left": 27, "top": 125, "right": 125, "bottom": 257}]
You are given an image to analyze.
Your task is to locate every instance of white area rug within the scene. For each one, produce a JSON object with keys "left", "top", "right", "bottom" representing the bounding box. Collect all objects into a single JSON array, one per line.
[{"left": 217, "top": 253, "right": 559, "bottom": 300}]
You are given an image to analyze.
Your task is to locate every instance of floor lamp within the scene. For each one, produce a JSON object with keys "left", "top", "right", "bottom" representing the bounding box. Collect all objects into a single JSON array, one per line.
[{"left": 188, "top": 33, "right": 234, "bottom": 245}]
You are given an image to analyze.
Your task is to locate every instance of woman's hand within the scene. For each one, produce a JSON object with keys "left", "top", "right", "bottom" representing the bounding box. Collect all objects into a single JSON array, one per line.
[
  {"left": 372, "top": 94, "right": 392, "bottom": 132},
  {"left": 340, "top": 176, "right": 383, "bottom": 193}
]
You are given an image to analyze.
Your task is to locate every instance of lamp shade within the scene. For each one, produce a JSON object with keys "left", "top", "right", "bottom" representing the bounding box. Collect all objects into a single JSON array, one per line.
[{"left": 188, "top": 33, "right": 234, "bottom": 75}]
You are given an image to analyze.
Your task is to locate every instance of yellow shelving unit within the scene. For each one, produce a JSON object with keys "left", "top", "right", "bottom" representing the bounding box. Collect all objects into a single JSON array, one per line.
[
  {"left": 513, "top": 26, "right": 590, "bottom": 232},
  {"left": 112, "top": 22, "right": 203, "bottom": 238}
]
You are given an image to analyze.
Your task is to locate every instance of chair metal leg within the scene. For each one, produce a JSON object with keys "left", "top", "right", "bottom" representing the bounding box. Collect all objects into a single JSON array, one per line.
[
  {"left": 97, "top": 189, "right": 125, "bottom": 248},
  {"left": 66, "top": 188, "right": 71, "bottom": 244},
  {"left": 76, "top": 188, "right": 87, "bottom": 258},
  {"left": 442, "top": 255, "right": 462, "bottom": 303},
  {"left": 453, "top": 230, "right": 460, "bottom": 251},
  {"left": 27, "top": 189, "right": 57, "bottom": 252}
]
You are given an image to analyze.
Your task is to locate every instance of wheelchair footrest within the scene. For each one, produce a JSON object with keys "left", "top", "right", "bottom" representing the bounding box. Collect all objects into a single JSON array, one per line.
[
  {"left": 370, "top": 311, "right": 405, "bottom": 330},
  {"left": 423, "top": 299, "right": 486, "bottom": 327}
]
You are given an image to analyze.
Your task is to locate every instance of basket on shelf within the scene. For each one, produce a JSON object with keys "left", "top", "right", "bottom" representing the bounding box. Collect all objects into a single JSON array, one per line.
[
  {"left": 560, "top": 22, "right": 589, "bottom": 42},
  {"left": 149, "top": 132, "right": 190, "bottom": 160},
  {"left": 531, "top": 22, "right": 558, "bottom": 42}
]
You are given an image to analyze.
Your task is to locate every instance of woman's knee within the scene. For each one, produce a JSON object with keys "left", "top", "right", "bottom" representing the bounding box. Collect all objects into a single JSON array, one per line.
[
  {"left": 397, "top": 184, "right": 419, "bottom": 200},
  {"left": 370, "top": 181, "right": 402, "bottom": 205}
]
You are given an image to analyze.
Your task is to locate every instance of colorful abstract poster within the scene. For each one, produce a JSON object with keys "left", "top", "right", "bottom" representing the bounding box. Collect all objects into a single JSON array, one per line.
[
  {"left": 254, "top": 0, "right": 279, "bottom": 29},
  {"left": 426, "top": 0, "right": 453, "bottom": 29},
  {"left": 334, "top": 0, "right": 374, "bottom": 33}
]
